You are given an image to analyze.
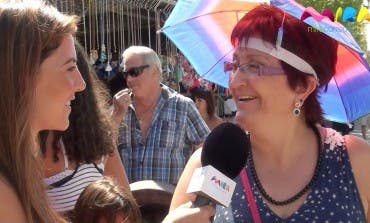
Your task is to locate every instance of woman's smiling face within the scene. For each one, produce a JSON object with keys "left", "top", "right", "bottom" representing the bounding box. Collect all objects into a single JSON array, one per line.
[
  {"left": 229, "top": 46, "right": 296, "bottom": 128},
  {"left": 30, "top": 35, "right": 86, "bottom": 133}
]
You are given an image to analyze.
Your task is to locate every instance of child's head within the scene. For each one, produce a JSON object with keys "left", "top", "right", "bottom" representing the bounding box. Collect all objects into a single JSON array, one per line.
[{"left": 74, "top": 178, "right": 142, "bottom": 223}]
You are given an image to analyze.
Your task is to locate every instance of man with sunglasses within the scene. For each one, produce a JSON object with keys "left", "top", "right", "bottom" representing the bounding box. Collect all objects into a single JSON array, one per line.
[{"left": 112, "top": 46, "right": 210, "bottom": 185}]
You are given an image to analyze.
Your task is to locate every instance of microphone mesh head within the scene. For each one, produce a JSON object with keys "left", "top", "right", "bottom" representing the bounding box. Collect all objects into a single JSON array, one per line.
[{"left": 201, "top": 122, "right": 250, "bottom": 179}]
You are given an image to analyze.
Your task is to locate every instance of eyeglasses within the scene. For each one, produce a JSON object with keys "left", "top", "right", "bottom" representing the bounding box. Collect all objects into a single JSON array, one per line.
[
  {"left": 224, "top": 61, "right": 284, "bottom": 77},
  {"left": 121, "top": 64, "right": 150, "bottom": 78}
]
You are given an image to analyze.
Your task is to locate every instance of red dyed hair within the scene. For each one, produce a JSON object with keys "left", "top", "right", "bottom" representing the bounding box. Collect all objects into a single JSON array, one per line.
[{"left": 231, "top": 4, "right": 338, "bottom": 125}]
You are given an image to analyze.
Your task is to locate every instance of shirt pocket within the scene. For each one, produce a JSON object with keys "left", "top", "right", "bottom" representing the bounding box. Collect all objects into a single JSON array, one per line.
[{"left": 156, "top": 118, "right": 178, "bottom": 148}]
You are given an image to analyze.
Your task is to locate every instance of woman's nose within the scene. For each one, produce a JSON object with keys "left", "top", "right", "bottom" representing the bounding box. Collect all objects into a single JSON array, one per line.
[
  {"left": 229, "top": 69, "right": 249, "bottom": 95},
  {"left": 229, "top": 71, "right": 241, "bottom": 89},
  {"left": 74, "top": 70, "right": 86, "bottom": 92}
]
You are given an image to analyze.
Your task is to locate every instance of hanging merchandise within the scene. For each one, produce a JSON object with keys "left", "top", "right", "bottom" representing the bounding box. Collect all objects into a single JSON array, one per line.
[
  {"left": 51, "top": 0, "right": 178, "bottom": 80},
  {"left": 136, "top": 7, "right": 143, "bottom": 45},
  {"left": 154, "top": 0, "right": 161, "bottom": 55},
  {"left": 81, "top": 0, "right": 87, "bottom": 50},
  {"left": 99, "top": 0, "right": 106, "bottom": 63},
  {"left": 112, "top": 1, "right": 117, "bottom": 54},
  {"left": 90, "top": 0, "right": 99, "bottom": 66},
  {"left": 105, "top": 0, "right": 112, "bottom": 73},
  {"left": 89, "top": 0, "right": 99, "bottom": 65},
  {"left": 121, "top": 1, "right": 125, "bottom": 53},
  {"left": 99, "top": 44, "right": 107, "bottom": 62},
  {"left": 71, "top": 0, "right": 75, "bottom": 14},
  {"left": 147, "top": 6, "right": 151, "bottom": 48},
  {"left": 127, "top": 3, "right": 131, "bottom": 46},
  {"left": 174, "top": 55, "right": 182, "bottom": 83},
  {"left": 95, "top": 0, "right": 99, "bottom": 53},
  {"left": 88, "top": 0, "right": 94, "bottom": 65}
]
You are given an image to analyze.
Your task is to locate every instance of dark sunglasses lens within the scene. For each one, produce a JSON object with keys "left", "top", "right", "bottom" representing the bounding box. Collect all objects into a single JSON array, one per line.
[
  {"left": 130, "top": 68, "right": 141, "bottom": 77},
  {"left": 122, "top": 65, "right": 148, "bottom": 78},
  {"left": 122, "top": 68, "right": 138, "bottom": 78}
]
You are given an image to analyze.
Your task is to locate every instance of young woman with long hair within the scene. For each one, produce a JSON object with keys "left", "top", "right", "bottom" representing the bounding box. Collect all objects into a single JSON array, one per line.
[{"left": 0, "top": 1, "right": 85, "bottom": 222}]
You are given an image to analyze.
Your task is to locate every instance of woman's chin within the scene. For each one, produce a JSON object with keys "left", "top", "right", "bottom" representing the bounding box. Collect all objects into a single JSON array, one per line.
[
  {"left": 234, "top": 113, "right": 246, "bottom": 126},
  {"left": 54, "top": 120, "right": 70, "bottom": 131},
  {"left": 234, "top": 112, "right": 254, "bottom": 129}
]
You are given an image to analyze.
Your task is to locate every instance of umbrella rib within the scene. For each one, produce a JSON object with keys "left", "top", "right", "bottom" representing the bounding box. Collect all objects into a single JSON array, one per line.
[
  {"left": 331, "top": 75, "right": 349, "bottom": 123},
  {"left": 159, "top": 10, "right": 249, "bottom": 32},
  {"left": 334, "top": 45, "right": 370, "bottom": 122},
  {"left": 200, "top": 48, "right": 234, "bottom": 79}
]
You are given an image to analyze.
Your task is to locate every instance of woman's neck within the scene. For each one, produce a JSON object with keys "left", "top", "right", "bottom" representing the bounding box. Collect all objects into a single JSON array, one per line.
[{"left": 249, "top": 121, "right": 316, "bottom": 166}]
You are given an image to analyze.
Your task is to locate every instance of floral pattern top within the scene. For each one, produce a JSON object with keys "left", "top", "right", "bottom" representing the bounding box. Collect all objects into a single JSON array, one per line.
[{"left": 214, "top": 128, "right": 366, "bottom": 223}]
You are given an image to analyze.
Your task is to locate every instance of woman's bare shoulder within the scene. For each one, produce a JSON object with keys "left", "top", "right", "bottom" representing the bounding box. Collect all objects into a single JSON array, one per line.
[
  {"left": 345, "top": 134, "right": 370, "bottom": 164},
  {"left": 0, "top": 177, "right": 27, "bottom": 222},
  {"left": 344, "top": 135, "right": 370, "bottom": 213}
]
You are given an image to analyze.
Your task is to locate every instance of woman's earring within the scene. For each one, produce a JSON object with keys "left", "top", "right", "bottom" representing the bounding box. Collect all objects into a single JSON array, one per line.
[{"left": 293, "top": 99, "right": 303, "bottom": 116}]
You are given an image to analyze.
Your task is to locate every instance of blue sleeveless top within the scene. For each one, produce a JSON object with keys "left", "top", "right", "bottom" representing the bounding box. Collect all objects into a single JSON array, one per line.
[{"left": 214, "top": 128, "right": 366, "bottom": 222}]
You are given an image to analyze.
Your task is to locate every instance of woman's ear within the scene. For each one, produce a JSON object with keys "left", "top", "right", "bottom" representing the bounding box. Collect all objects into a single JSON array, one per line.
[{"left": 295, "top": 75, "right": 317, "bottom": 101}]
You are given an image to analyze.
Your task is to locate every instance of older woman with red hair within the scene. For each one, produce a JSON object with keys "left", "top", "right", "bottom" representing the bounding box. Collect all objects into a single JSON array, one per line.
[{"left": 170, "top": 4, "right": 370, "bottom": 222}]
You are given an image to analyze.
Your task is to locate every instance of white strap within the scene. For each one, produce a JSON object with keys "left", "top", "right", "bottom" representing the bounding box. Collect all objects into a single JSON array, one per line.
[{"left": 238, "top": 37, "right": 318, "bottom": 81}]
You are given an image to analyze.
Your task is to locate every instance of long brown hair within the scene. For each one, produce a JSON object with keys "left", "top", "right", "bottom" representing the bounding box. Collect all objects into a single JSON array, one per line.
[
  {"left": 0, "top": 1, "right": 78, "bottom": 222},
  {"left": 39, "top": 41, "right": 115, "bottom": 163}
]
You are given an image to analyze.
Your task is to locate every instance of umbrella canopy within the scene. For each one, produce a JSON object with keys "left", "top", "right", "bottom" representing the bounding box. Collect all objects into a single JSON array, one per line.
[
  {"left": 160, "top": 0, "right": 267, "bottom": 88},
  {"left": 272, "top": 0, "right": 370, "bottom": 123},
  {"left": 160, "top": 0, "right": 370, "bottom": 123}
]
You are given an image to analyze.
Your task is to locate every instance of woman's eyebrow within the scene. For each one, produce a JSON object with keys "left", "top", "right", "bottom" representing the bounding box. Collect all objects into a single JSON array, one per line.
[
  {"left": 62, "top": 57, "right": 77, "bottom": 66},
  {"left": 241, "top": 54, "right": 270, "bottom": 63}
]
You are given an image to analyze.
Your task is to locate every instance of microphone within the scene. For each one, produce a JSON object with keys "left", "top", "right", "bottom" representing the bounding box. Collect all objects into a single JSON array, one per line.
[{"left": 186, "top": 122, "right": 250, "bottom": 207}]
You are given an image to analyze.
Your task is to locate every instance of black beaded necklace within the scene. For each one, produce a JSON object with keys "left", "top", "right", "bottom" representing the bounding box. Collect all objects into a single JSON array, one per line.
[{"left": 249, "top": 125, "right": 322, "bottom": 206}]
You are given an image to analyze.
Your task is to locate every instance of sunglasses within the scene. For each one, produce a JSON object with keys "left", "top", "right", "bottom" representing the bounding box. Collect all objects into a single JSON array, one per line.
[{"left": 121, "top": 64, "right": 150, "bottom": 78}]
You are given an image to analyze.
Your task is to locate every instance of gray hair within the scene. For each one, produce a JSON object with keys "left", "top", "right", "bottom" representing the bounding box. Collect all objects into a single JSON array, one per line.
[{"left": 122, "top": 46, "right": 162, "bottom": 74}]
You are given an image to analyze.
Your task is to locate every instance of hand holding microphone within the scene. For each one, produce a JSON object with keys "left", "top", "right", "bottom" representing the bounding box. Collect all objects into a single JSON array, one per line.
[
  {"left": 187, "top": 122, "right": 250, "bottom": 207},
  {"left": 162, "top": 201, "right": 215, "bottom": 223}
]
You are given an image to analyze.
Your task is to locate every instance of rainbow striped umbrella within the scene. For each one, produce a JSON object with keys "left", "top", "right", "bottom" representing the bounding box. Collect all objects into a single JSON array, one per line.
[
  {"left": 160, "top": 0, "right": 267, "bottom": 87},
  {"left": 272, "top": 0, "right": 370, "bottom": 123},
  {"left": 160, "top": 0, "right": 370, "bottom": 123}
]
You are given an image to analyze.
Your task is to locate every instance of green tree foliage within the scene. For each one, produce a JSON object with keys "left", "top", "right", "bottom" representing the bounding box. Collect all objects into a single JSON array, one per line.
[{"left": 296, "top": 0, "right": 369, "bottom": 62}]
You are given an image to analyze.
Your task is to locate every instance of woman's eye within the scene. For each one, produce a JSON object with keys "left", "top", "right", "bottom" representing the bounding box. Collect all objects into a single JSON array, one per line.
[
  {"left": 238, "top": 65, "right": 247, "bottom": 73},
  {"left": 67, "top": 66, "right": 77, "bottom": 72},
  {"left": 248, "top": 60, "right": 262, "bottom": 67},
  {"left": 246, "top": 62, "right": 261, "bottom": 72}
]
